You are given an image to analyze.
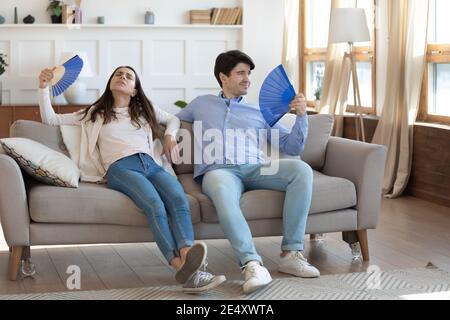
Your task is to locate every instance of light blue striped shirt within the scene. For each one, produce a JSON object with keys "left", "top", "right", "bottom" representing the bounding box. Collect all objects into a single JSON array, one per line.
[{"left": 176, "top": 93, "right": 308, "bottom": 180}]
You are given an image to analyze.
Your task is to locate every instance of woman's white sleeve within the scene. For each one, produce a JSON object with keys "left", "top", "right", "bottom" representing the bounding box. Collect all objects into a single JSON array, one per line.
[
  {"left": 38, "top": 87, "right": 83, "bottom": 126},
  {"left": 154, "top": 106, "right": 180, "bottom": 137}
]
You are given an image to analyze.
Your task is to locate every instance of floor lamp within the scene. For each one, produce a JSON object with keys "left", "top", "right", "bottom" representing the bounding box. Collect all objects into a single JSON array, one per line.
[{"left": 329, "top": 8, "right": 371, "bottom": 142}]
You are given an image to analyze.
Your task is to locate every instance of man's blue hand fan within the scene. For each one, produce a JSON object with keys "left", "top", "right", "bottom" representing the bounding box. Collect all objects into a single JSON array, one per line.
[
  {"left": 51, "top": 55, "right": 84, "bottom": 97},
  {"left": 259, "top": 64, "right": 296, "bottom": 127}
]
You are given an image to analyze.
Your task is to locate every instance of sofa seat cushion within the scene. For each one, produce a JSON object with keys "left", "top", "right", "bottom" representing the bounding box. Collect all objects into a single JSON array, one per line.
[
  {"left": 178, "top": 171, "right": 356, "bottom": 223},
  {"left": 28, "top": 182, "right": 201, "bottom": 226}
]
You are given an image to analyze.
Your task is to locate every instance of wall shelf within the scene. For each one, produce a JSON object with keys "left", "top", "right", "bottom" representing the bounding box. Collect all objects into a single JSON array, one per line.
[{"left": 0, "top": 24, "right": 243, "bottom": 29}]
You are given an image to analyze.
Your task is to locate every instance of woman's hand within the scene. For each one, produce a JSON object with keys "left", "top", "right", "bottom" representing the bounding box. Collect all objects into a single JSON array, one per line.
[
  {"left": 39, "top": 67, "right": 56, "bottom": 89},
  {"left": 289, "top": 93, "right": 307, "bottom": 116},
  {"left": 162, "top": 134, "right": 179, "bottom": 164}
]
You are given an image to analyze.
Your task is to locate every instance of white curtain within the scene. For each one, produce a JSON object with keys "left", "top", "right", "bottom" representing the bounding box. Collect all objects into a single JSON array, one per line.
[
  {"left": 372, "top": 0, "right": 429, "bottom": 198},
  {"left": 282, "top": 0, "right": 300, "bottom": 90}
]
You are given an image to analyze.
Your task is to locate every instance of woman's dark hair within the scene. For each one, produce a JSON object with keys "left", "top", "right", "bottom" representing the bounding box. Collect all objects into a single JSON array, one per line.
[
  {"left": 214, "top": 50, "right": 255, "bottom": 88},
  {"left": 80, "top": 66, "right": 162, "bottom": 140}
]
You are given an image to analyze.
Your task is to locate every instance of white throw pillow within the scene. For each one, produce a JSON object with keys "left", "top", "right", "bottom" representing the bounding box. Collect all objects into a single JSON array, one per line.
[
  {"left": 60, "top": 125, "right": 82, "bottom": 165},
  {"left": 0, "top": 137, "right": 80, "bottom": 188}
]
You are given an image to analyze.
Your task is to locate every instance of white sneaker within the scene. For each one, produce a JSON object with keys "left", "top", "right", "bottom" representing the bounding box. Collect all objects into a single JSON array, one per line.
[
  {"left": 242, "top": 261, "right": 272, "bottom": 294},
  {"left": 278, "top": 251, "right": 320, "bottom": 278}
]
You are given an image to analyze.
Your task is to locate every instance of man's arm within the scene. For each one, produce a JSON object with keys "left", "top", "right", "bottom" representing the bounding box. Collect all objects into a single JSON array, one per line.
[
  {"left": 268, "top": 115, "right": 308, "bottom": 156},
  {"left": 267, "top": 93, "right": 309, "bottom": 156}
]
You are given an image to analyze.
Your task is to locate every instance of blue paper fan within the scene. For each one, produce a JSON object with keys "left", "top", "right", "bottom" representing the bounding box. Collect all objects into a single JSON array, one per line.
[
  {"left": 259, "top": 64, "right": 296, "bottom": 127},
  {"left": 51, "top": 55, "right": 84, "bottom": 97}
]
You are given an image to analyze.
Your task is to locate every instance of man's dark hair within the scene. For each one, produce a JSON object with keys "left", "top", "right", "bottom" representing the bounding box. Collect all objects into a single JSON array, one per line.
[{"left": 214, "top": 50, "right": 255, "bottom": 88}]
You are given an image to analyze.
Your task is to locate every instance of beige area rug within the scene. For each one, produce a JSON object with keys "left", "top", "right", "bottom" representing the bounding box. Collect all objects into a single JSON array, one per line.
[{"left": 1, "top": 264, "right": 449, "bottom": 300}]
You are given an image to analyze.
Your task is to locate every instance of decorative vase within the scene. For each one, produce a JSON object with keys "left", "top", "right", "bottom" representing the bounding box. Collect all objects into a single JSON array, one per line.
[
  {"left": 14, "top": 7, "right": 18, "bottom": 24},
  {"left": 314, "top": 100, "right": 321, "bottom": 110},
  {"left": 51, "top": 15, "right": 62, "bottom": 24},
  {"left": 23, "top": 15, "right": 35, "bottom": 24},
  {"left": 145, "top": 10, "right": 155, "bottom": 24},
  {"left": 0, "top": 15, "right": 5, "bottom": 24}
]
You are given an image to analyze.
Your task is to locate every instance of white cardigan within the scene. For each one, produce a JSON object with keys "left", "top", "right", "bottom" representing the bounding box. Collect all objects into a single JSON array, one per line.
[{"left": 38, "top": 88, "right": 180, "bottom": 183}]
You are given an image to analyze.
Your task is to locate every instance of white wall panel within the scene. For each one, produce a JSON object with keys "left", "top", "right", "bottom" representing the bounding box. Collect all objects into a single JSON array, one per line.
[
  {"left": 152, "top": 41, "right": 185, "bottom": 76},
  {"left": 62, "top": 40, "right": 99, "bottom": 75},
  {"left": 107, "top": 40, "right": 143, "bottom": 76},
  {"left": 18, "top": 41, "right": 53, "bottom": 77},
  {"left": 193, "top": 41, "right": 227, "bottom": 76}
]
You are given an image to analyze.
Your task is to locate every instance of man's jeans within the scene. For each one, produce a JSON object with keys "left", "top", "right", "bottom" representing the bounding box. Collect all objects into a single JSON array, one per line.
[
  {"left": 107, "top": 153, "right": 194, "bottom": 263},
  {"left": 202, "top": 159, "right": 313, "bottom": 267}
]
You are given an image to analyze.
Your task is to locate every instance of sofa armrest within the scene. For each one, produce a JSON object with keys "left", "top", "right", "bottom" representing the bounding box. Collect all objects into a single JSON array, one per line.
[
  {"left": 322, "top": 137, "right": 387, "bottom": 230},
  {"left": 0, "top": 154, "right": 30, "bottom": 246}
]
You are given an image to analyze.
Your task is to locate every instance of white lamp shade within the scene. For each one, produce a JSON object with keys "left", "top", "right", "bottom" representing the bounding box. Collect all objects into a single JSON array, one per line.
[
  {"left": 59, "top": 51, "right": 94, "bottom": 77},
  {"left": 329, "top": 8, "right": 371, "bottom": 44}
]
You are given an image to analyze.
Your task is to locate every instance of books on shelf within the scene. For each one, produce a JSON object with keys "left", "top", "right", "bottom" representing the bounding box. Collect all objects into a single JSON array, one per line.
[
  {"left": 212, "top": 7, "right": 243, "bottom": 25},
  {"left": 189, "top": 7, "right": 242, "bottom": 25},
  {"left": 190, "top": 9, "right": 212, "bottom": 24}
]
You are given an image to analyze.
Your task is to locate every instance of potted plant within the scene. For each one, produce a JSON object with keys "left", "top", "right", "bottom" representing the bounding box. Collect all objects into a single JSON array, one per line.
[
  {"left": 313, "top": 67, "right": 324, "bottom": 109},
  {"left": 47, "top": 0, "right": 64, "bottom": 23},
  {"left": 0, "top": 53, "right": 8, "bottom": 105}
]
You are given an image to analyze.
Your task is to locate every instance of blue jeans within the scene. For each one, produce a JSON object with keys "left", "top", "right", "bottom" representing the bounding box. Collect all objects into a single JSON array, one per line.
[
  {"left": 202, "top": 159, "right": 313, "bottom": 267},
  {"left": 107, "top": 153, "right": 194, "bottom": 263}
]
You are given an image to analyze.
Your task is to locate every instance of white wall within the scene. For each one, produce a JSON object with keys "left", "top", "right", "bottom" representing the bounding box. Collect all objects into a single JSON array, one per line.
[
  {"left": 0, "top": 0, "right": 286, "bottom": 107},
  {"left": 0, "top": 0, "right": 241, "bottom": 25}
]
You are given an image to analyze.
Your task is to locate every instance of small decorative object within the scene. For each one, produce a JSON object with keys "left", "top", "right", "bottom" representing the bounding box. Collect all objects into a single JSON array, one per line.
[
  {"left": 23, "top": 15, "right": 35, "bottom": 24},
  {"left": 0, "top": 15, "right": 5, "bottom": 24},
  {"left": 97, "top": 16, "right": 105, "bottom": 24},
  {"left": 145, "top": 10, "right": 155, "bottom": 24},
  {"left": 259, "top": 64, "right": 296, "bottom": 127},
  {"left": 50, "top": 55, "right": 84, "bottom": 97},
  {"left": 0, "top": 53, "right": 7, "bottom": 105},
  {"left": 47, "top": 0, "right": 63, "bottom": 24},
  {"left": 14, "top": 7, "right": 18, "bottom": 24},
  {"left": 74, "top": 7, "right": 82, "bottom": 24}
]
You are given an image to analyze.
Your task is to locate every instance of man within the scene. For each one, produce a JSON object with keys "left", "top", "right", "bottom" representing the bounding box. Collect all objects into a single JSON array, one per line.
[{"left": 176, "top": 50, "right": 319, "bottom": 294}]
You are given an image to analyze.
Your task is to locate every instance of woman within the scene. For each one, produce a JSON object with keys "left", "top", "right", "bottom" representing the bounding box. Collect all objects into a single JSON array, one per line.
[{"left": 38, "top": 66, "right": 225, "bottom": 293}]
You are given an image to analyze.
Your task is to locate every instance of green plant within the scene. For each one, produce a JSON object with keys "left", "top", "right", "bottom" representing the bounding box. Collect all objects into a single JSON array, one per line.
[
  {"left": 313, "top": 67, "right": 324, "bottom": 101},
  {"left": 174, "top": 100, "right": 188, "bottom": 108},
  {"left": 47, "top": 0, "right": 64, "bottom": 17},
  {"left": 0, "top": 53, "right": 8, "bottom": 76}
]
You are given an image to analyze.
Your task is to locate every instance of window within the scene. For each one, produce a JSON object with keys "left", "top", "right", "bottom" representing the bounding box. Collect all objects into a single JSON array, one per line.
[
  {"left": 300, "top": 0, "right": 376, "bottom": 114},
  {"left": 418, "top": 0, "right": 450, "bottom": 124}
]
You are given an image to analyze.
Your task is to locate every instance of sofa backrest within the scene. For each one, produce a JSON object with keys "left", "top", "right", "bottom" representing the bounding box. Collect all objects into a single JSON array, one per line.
[
  {"left": 173, "top": 113, "right": 334, "bottom": 174},
  {"left": 10, "top": 120, "right": 70, "bottom": 156},
  {"left": 10, "top": 113, "right": 334, "bottom": 174}
]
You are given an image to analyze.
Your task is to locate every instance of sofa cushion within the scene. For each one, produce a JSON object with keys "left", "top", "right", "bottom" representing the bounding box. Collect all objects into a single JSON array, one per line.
[
  {"left": 10, "top": 120, "right": 69, "bottom": 156},
  {"left": 178, "top": 171, "right": 356, "bottom": 223},
  {"left": 0, "top": 137, "right": 80, "bottom": 188},
  {"left": 28, "top": 182, "right": 201, "bottom": 226},
  {"left": 278, "top": 113, "right": 334, "bottom": 170}
]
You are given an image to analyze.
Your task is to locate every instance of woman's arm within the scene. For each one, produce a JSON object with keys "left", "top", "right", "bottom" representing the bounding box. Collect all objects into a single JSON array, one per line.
[
  {"left": 154, "top": 106, "right": 181, "bottom": 163},
  {"left": 154, "top": 106, "right": 181, "bottom": 138},
  {"left": 38, "top": 68, "right": 83, "bottom": 126}
]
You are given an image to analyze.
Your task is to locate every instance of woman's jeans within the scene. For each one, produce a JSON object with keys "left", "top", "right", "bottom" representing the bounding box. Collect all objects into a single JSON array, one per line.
[
  {"left": 107, "top": 153, "right": 194, "bottom": 263},
  {"left": 202, "top": 159, "right": 313, "bottom": 267}
]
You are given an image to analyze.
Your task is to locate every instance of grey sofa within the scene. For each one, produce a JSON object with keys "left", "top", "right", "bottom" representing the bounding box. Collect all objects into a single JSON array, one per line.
[{"left": 0, "top": 114, "right": 387, "bottom": 280}]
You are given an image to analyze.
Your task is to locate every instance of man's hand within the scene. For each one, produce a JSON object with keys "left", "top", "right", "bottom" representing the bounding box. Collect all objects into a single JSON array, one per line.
[
  {"left": 38, "top": 67, "right": 56, "bottom": 89},
  {"left": 161, "top": 134, "right": 179, "bottom": 164},
  {"left": 289, "top": 93, "right": 307, "bottom": 116}
]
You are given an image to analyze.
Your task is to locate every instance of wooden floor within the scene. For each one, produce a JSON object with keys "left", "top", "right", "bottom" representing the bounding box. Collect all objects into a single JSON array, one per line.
[{"left": 0, "top": 196, "right": 449, "bottom": 295}]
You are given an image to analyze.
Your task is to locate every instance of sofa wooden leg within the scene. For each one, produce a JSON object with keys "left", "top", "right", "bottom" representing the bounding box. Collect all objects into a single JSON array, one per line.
[
  {"left": 357, "top": 230, "right": 370, "bottom": 261},
  {"left": 9, "top": 246, "right": 23, "bottom": 281}
]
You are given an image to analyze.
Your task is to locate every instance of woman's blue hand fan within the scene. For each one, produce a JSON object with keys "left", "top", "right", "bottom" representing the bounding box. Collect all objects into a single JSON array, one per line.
[
  {"left": 51, "top": 55, "right": 84, "bottom": 97},
  {"left": 259, "top": 64, "right": 296, "bottom": 127}
]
